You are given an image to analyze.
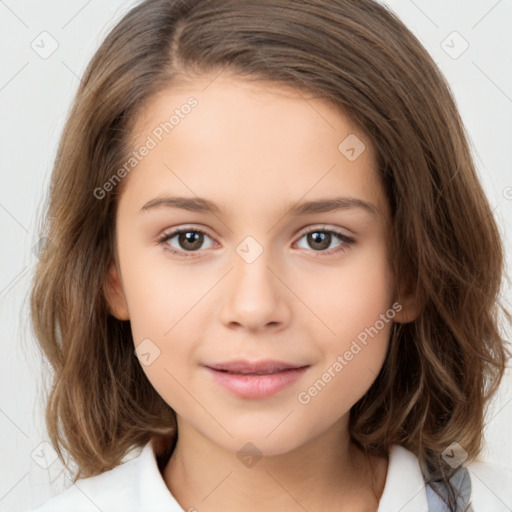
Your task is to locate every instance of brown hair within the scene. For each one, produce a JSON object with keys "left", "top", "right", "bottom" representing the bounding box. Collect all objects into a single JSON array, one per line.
[{"left": 30, "top": 0, "right": 510, "bottom": 508}]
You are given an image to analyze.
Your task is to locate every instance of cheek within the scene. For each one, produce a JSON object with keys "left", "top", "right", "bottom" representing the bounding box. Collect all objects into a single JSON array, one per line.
[
  {"left": 296, "top": 315, "right": 393, "bottom": 426},
  {"left": 303, "top": 241, "right": 395, "bottom": 343},
  {"left": 117, "top": 249, "right": 206, "bottom": 409},
  {"left": 296, "top": 240, "right": 394, "bottom": 402},
  {"left": 118, "top": 243, "right": 205, "bottom": 343}
]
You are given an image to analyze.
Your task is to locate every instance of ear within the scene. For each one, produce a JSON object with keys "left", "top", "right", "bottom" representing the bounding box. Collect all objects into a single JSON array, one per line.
[
  {"left": 392, "top": 283, "right": 420, "bottom": 324},
  {"left": 103, "top": 261, "right": 130, "bottom": 321}
]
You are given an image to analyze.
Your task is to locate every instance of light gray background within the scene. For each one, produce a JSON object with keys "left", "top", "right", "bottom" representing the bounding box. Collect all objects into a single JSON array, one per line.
[{"left": 1, "top": 1, "right": 511, "bottom": 511}]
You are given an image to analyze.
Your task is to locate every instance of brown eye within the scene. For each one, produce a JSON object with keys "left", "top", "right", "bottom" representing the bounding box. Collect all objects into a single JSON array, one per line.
[
  {"left": 295, "top": 228, "right": 354, "bottom": 255},
  {"left": 306, "top": 231, "right": 331, "bottom": 251},
  {"left": 176, "top": 231, "right": 204, "bottom": 251},
  {"left": 158, "top": 228, "right": 216, "bottom": 257}
]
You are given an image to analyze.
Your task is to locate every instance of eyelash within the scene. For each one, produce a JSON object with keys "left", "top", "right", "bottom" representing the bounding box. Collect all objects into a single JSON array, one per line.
[{"left": 156, "top": 226, "right": 355, "bottom": 259}]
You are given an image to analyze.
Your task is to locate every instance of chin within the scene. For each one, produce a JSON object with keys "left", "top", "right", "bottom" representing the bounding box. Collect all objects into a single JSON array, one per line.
[{"left": 202, "top": 422, "right": 308, "bottom": 458}]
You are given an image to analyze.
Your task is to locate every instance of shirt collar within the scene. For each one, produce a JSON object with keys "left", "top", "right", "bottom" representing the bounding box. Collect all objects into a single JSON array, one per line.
[
  {"left": 134, "top": 439, "right": 429, "bottom": 512},
  {"left": 377, "top": 444, "right": 428, "bottom": 512},
  {"left": 135, "top": 437, "right": 184, "bottom": 511}
]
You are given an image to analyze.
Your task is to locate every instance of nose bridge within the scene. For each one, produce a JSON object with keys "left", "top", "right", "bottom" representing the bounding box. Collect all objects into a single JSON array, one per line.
[
  {"left": 232, "top": 233, "right": 277, "bottom": 296},
  {"left": 219, "top": 233, "right": 286, "bottom": 329}
]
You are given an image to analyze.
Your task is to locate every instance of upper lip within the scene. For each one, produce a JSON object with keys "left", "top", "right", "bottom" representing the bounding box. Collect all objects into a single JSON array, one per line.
[{"left": 205, "top": 360, "right": 309, "bottom": 374}]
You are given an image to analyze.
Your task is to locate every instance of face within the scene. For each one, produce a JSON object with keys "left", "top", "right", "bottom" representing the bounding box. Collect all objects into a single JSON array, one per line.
[{"left": 105, "top": 74, "right": 408, "bottom": 457}]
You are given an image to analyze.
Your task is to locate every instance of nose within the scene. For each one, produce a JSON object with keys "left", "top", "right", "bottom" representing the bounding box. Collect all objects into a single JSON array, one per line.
[{"left": 218, "top": 246, "right": 290, "bottom": 333}]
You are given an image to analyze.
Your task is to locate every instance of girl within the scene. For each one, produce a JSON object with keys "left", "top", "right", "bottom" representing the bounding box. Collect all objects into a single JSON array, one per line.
[{"left": 28, "top": 0, "right": 511, "bottom": 511}]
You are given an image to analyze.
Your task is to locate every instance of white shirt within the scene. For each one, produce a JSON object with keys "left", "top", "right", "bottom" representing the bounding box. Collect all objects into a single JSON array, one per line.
[{"left": 28, "top": 439, "right": 512, "bottom": 512}]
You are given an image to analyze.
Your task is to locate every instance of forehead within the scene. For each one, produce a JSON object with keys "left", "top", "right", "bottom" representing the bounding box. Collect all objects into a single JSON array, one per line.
[
  {"left": 120, "top": 74, "right": 388, "bottom": 220},
  {"left": 133, "top": 74, "right": 365, "bottom": 148}
]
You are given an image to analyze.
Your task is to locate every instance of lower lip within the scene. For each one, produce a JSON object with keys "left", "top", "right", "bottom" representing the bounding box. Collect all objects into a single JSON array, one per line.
[{"left": 205, "top": 366, "right": 309, "bottom": 399}]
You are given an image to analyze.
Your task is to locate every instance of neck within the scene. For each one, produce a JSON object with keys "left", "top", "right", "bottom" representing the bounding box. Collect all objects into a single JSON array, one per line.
[{"left": 162, "top": 416, "right": 388, "bottom": 512}]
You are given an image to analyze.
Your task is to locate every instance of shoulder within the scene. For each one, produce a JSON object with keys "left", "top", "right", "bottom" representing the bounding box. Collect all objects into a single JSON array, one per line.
[
  {"left": 465, "top": 458, "right": 512, "bottom": 511},
  {"left": 27, "top": 440, "right": 184, "bottom": 512},
  {"left": 27, "top": 448, "right": 144, "bottom": 512},
  {"left": 424, "top": 459, "right": 512, "bottom": 512},
  {"left": 378, "top": 445, "right": 512, "bottom": 512}
]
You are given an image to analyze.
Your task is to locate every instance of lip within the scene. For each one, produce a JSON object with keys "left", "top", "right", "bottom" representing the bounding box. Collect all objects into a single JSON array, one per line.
[{"left": 204, "top": 360, "right": 310, "bottom": 399}]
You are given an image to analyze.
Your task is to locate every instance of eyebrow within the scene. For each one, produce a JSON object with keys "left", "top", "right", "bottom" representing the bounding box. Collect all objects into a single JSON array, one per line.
[{"left": 140, "top": 196, "right": 380, "bottom": 217}]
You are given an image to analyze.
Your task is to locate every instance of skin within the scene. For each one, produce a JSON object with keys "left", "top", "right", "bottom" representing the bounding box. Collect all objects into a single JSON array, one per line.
[{"left": 104, "top": 73, "right": 417, "bottom": 512}]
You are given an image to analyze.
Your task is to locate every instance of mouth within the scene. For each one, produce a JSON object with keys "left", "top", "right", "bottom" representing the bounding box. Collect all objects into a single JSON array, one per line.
[{"left": 204, "top": 360, "right": 310, "bottom": 399}]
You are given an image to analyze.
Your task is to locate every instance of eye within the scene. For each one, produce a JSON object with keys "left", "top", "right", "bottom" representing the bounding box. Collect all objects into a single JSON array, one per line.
[
  {"left": 294, "top": 226, "right": 354, "bottom": 255},
  {"left": 157, "top": 227, "right": 216, "bottom": 258},
  {"left": 157, "top": 225, "right": 354, "bottom": 259}
]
